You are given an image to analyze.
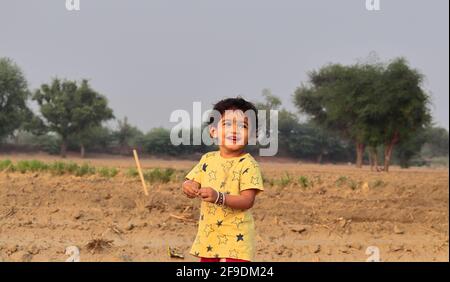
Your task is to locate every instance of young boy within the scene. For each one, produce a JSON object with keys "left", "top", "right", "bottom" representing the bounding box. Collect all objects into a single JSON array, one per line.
[{"left": 182, "top": 97, "right": 264, "bottom": 262}]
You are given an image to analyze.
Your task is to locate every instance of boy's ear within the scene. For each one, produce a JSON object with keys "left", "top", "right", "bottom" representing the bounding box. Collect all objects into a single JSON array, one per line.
[{"left": 209, "top": 125, "right": 217, "bottom": 138}]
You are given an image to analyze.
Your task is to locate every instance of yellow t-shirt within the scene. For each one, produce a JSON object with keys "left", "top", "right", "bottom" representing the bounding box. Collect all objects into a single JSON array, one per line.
[{"left": 185, "top": 150, "right": 264, "bottom": 261}]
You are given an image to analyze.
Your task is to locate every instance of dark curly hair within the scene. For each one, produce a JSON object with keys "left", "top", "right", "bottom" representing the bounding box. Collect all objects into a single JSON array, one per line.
[{"left": 208, "top": 97, "right": 258, "bottom": 131}]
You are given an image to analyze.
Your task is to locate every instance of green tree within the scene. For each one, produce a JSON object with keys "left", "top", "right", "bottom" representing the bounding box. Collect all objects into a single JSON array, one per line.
[
  {"left": 293, "top": 57, "right": 431, "bottom": 171},
  {"left": 421, "top": 126, "right": 449, "bottom": 158},
  {"left": 287, "top": 122, "right": 352, "bottom": 163},
  {"left": 394, "top": 127, "right": 428, "bottom": 168},
  {"left": 112, "top": 116, "right": 144, "bottom": 155},
  {"left": 142, "top": 127, "right": 180, "bottom": 156},
  {"left": 70, "top": 125, "right": 113, "bottom": 157},
  {"left": 293, "top": 63, "right": 381, "bottom": 167},
  {"left": 0, "top": 57, "right": 32, "bottom": 141},
  {"left": 370, "top": 58, "right": 431, "bottom": 171},
  {"left": 33, "top": 78, "right": 114, "bottom": 157}
]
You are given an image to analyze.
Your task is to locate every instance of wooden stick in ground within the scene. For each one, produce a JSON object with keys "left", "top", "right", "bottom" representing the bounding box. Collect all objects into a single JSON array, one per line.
[{"left": 133, "top": 149, "right": 149, "bottom": 196}]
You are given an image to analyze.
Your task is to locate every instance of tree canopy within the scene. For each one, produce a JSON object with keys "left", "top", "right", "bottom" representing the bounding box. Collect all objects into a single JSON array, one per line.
[{"left": 33, "top": 78, "right": 114, "bottom": 157}]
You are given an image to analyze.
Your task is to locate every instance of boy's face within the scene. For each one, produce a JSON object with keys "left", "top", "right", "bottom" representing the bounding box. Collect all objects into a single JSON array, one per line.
[{"left": 210, "top": 109, "right": 249, "bottom": 152}]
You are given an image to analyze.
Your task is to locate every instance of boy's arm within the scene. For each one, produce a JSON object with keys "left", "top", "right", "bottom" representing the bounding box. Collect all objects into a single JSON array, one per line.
[
  {"left": 223, "top": 189, "right": 257, "bottom": 210},
  {"left": 198, "top": 188, "right": 257, "bottom": 210}
]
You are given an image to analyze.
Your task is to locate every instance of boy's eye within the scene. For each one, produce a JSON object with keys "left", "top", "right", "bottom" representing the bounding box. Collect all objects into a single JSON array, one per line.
[{"left": 237, "top": 123, "right": 248, "bottom": 129}]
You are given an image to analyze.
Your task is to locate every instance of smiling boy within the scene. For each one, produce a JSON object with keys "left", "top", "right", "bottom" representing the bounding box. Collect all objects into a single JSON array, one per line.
[{"left": 182, "top": 97, "right": 264, "bottom": 262}]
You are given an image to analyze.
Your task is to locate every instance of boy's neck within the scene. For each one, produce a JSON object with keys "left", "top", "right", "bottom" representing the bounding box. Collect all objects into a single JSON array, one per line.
[{"left": 219, "top": 147, "right": 246, "bottom": 158}]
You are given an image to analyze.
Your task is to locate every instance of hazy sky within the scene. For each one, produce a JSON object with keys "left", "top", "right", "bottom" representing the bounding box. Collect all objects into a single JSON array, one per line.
[{"left": 1, "top": 0, "right": 448, "bottom": 131}]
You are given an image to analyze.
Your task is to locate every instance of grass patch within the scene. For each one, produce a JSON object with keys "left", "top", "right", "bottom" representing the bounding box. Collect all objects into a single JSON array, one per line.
[
  {"left": 261, "top": 173, "right": 275, "bottom": 186},
  {"left": 144, "top": 168, "right": 175, "bottom": 183},
  {"left": 335, "top": 176, "right": 348, "bottom": 187},
  {"left": 0, "top": 159, "right": 13, "bottom": 171},
  {"left": 126, "top": 168, "right": 138, "bottom": 178},
  {"left": 348, "top": 179, "right": 359, "bottom": 190},
  {"left": 75, "top": 163, "right": 96, "bottom": 177},
  {"left": 0, "top": 159, "right": 182, "bottom": 182},
  {"left": 335, "top": 176, "right": 361, "bottom": 190},
  {"left": 0, "top": 159, "right": 110, "bottom": 178},
  {"left": 98, "top": 167, "right": 119, "bottom": 178},
  {"left": 278, "top": 172, "right": 293, "bottom": 188},
  {"left": 48, "top": 161, "right": 67, "bottom": 175},
  {"left": 298, "top": 175, "right": 310, "bottom": 189},
  {"left": 370, "top": 179, "right": 386, "bottom": 189}
]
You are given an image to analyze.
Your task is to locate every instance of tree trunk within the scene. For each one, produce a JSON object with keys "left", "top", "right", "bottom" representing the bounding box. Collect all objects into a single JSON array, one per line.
[
  {"left": 60, "top": 139, "right": 67, "bottom": 158},
  {"left": 13, "top": 131, "right": 19, "bottom": 145},
  {"left": 120, "top": 144, "right": 127, "bottom": 156},
  {"left": 383, "top": 132, "right": 400, "bottom": 172},
  {"left": 368, "top": 146, "right": 379, "bottom": 171},
  {"left": 317, "top": 152, "right": 323, "bottom": 164},
  {"left": 384, "top": 145, "right": 393, "bottom": 172},
  {"left": 80, "top": 144, "right": 86, "bottom": 158},
  {"left": 355, "top": 142, "right": 365, "bottom": 168}
]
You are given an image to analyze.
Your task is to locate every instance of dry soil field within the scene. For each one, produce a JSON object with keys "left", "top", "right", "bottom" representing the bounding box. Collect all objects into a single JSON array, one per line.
[{"left": 0, "top": 153, "right": 448, "bottom": 262}]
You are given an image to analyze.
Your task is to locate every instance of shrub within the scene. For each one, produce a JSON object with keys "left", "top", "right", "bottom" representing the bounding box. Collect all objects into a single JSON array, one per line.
[
  {"left": 298, "top": 175, "right": 310, "bottom": 189},
  {"left": 98, "top": 167, "right": 119, "bottom": 178},
  {"left": 335, "top": 176, "right": 348, "bottom": 187},
  {"left": 28, "top": 160, "right": 48, "bottom": 172},
  {"left": 49, "top": 161, "right": 67, "bottom": 175},
  {"left": 126, "top": 168, "right": 138, "bottom": 177},
  {"left": 144, "top": 168, "right": 175, "bottom": 183},
  {"left": 278, "top": 172, "right": 292, "bottom": 188},
  {"left": 16, "top": 160, "right": 31, "bottom": 173},
  {"left": 0, "top": 159, "right": 13, "bottom": 171},
  {"left": 371, "top": 179, "right": 386, "bottom": 189},
  {"left": 75, "top": 163, "right": 96, "bottom": 177}
]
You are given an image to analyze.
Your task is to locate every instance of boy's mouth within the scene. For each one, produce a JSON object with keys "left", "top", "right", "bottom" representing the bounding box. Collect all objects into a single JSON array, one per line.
[{"left": 225, "top": 136, "right": 242, "bottom": 144}]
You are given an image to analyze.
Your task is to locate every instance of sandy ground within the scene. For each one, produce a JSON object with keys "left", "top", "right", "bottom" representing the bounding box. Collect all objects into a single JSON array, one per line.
[{"left": 0, "top": 153, "right": 448, "bottom": 262}]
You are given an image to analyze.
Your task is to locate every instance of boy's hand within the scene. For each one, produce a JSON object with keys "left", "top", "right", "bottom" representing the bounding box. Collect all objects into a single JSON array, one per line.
[
  {"left": 199, "top": 187, "right": 218, "bottom": 203},
  {"left": 182, "top": 180, "right": 200, "bottom": 198}
]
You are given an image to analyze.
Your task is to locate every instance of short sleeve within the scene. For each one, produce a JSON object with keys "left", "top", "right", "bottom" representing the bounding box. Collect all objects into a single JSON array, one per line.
[
  {"left": 239, "top": 158, "right": 264, "bottom": 193},
  {"left": 185, "top": 155, "right": 206, "bottom": 184}
]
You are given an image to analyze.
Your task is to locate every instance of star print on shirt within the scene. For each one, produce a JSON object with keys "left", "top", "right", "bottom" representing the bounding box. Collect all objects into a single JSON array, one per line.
[
  {"left": 221, "top": 160, "right": 234, "bottom": 171},
  {"left": 207, "top": 204, "right": 217, "bottom": 215},
  {"left": 250, "top": 176, "right": 260, "bottom": 185},
  {"left": 217, "top": 234, "right": 228, "bottom": 245},
  {"left": 207, "top": 245, "right": 213, "bottom": 252},
  {"left": 208, "top": 170, "right": 217, "bottom": 181},
  {"left": 193, "top": 168, "right": 202, "bottom": 176},
  {"left": 202, "top": 163, "right": 208, "bottom": 172},
  {"left": 232, "top": 171, "right": 240, "bottom": 181},
  {"left": 194, "top": 251, "right": 200, "bottom": 256},
  {"left": 216, "top": 220, "right": 223, "bottom": 227},
  {"left": 222, "top": 207, "right": 232, "bottom": 217},
  {"left": 214, "top": 254, "right": 220, "bottom": 258},
  {"left": 203, "top": 224, "right": 214, "bottom": 237},
  {"left": 236, "top": 233, "right": 244, "bottom": 242},
  {"left": 232, "top": 217, "right": 244, "bottom": 229},
  {"left": 229, "top": 249, "right": 239, "bottom": 258}
]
